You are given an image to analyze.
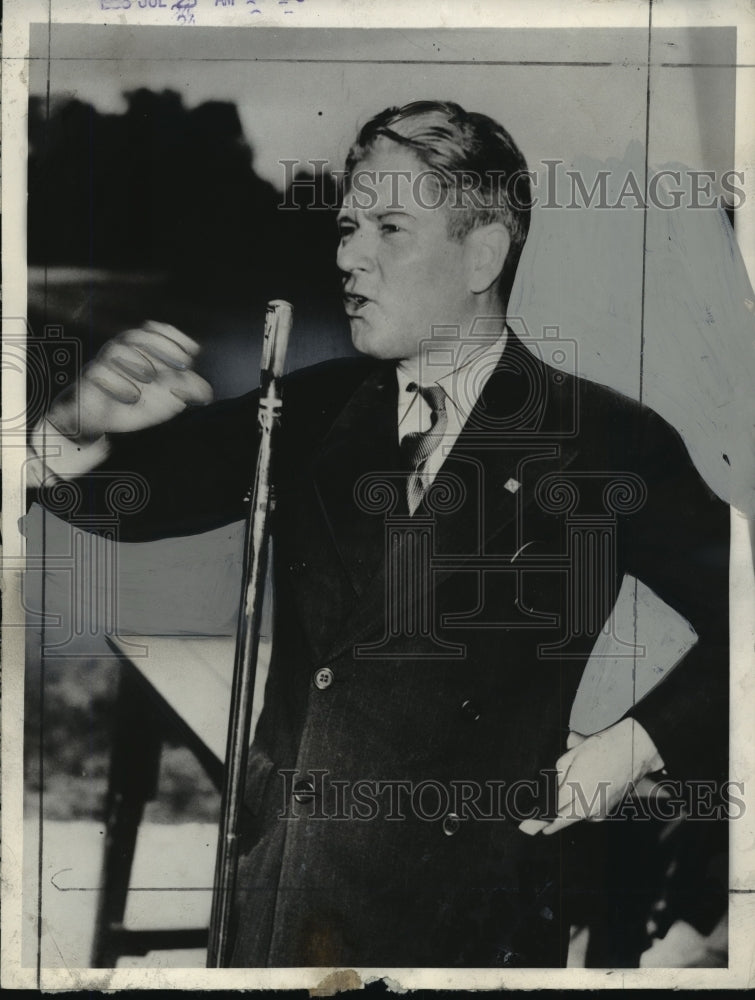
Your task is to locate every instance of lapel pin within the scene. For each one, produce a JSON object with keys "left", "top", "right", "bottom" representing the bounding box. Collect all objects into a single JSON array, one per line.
[{"left": 504, "top": 478, "right": 521, "bottom": 494}]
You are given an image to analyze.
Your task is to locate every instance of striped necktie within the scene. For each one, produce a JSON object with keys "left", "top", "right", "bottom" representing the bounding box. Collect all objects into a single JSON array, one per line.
[{"left": 400, "top": 383, "right": 448, "bottom": 514}]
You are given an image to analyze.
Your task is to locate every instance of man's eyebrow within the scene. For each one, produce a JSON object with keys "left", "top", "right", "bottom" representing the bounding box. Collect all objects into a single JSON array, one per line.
[
  {"left": 336, "top": 208, "right": 416, "bottom": 225},
  {"left": 375, "top": 210, "right": 416, "bottom": 220}
]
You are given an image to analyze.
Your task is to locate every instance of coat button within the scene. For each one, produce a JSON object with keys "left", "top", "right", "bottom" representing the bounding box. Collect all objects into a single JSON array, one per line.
[
  {"left": 314, "top": 667, "right": 334, "bottom": 690},
  {"left": 461, "top": 699, "right": 481, "bottom": 721},
  {"left": 442, "top": 812, "right": 461, "bottom": 837},
  {"left": 293, "top": 779, "right": 315, "bottom": 804}
]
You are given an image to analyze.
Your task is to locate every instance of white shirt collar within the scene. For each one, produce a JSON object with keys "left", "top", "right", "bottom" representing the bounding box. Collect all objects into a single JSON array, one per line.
[{"left": 396, "top": 328, "right": 508, "bottom": 425}]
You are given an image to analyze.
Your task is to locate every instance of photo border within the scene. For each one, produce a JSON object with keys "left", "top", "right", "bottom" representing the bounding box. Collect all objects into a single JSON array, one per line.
[{"left": 2, "top": 0, "right": 753, "bottom": 990}]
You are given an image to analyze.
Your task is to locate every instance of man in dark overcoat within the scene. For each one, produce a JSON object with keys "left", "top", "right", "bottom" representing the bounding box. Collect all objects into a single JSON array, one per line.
[{"left": 33, "top": 101, "right": 729, "bottom": 967}]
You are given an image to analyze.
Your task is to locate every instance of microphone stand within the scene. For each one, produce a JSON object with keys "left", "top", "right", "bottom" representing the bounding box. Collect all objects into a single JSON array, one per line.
[{"left": 207, "top": 299, "right": 292, "bottom": 967}]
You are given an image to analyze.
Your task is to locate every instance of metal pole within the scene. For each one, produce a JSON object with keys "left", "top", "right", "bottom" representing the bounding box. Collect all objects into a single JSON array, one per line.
[{"left": 207, "top": 300, "right": 292, "bottom": 967}]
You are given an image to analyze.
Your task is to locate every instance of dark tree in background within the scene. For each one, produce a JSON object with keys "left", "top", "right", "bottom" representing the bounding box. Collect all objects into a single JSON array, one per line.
[
  {"left": 29, "top": 89, "right": 274, "bottom": 277},
  {"left": 28, "top": 88, "right": 352, "bottom": 392}
]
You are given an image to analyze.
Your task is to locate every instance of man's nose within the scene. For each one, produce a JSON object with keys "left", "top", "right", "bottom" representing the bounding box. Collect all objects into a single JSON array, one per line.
[{"left": 336, "top": 228, "right": 374, "bottom": 274}]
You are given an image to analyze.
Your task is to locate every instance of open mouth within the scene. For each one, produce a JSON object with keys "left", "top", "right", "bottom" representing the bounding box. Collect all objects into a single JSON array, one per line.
[{"left": 343, "top": 293, "right": 370, "bottom": 314}]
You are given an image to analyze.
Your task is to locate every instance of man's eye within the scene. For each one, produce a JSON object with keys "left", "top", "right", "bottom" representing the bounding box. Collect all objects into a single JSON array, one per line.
[{"left": 380, "top": 223, "right": 403, "bottom": 235}]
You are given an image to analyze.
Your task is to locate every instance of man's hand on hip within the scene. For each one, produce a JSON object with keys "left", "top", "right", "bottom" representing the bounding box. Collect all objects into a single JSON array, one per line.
[
  {"left": 46, "top": 320, "right": 214, "bottom": 443},
  {"left": 518, "top": 717, "right": 664, "bottom": 836}
]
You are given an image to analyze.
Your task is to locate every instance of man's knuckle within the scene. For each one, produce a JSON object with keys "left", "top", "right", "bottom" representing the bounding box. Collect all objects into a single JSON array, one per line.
[{"left": 97, "top": 341, "right": 119, "bottom": 361}]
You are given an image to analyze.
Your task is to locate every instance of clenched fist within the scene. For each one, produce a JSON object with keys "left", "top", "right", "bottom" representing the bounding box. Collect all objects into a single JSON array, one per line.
[{"left": 46, "top": 320, "right": 214, "bottom": 442}]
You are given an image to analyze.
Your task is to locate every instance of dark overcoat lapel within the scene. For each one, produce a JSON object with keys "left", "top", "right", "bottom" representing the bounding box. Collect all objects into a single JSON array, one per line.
[
  {"left": 311, "top": 361, "right": 401, "bottom": 600},
  {"left": 305, "top": 332, "right": 580, "bottom": 666}
]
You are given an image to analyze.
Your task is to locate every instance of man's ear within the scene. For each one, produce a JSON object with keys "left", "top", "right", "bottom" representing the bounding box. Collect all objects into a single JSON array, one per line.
[{"left": 464, "top": 223, "right": 510, "bottom": 295}]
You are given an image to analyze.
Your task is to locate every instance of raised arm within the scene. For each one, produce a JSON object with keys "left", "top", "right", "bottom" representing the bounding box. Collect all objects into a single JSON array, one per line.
[{"left": 29, "top": 321, "right": 259, "bottom": 540}]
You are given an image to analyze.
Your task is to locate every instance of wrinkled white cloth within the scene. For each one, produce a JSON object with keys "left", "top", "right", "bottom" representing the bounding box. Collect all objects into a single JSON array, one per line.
[{"left": 510, "top": 142, "right": 755, "bottom": 515}]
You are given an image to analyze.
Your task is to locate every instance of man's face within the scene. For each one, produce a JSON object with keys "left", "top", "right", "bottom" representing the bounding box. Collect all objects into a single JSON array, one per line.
[{"left": 336, "top": 139, "right": 473, "bottom": 364}]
